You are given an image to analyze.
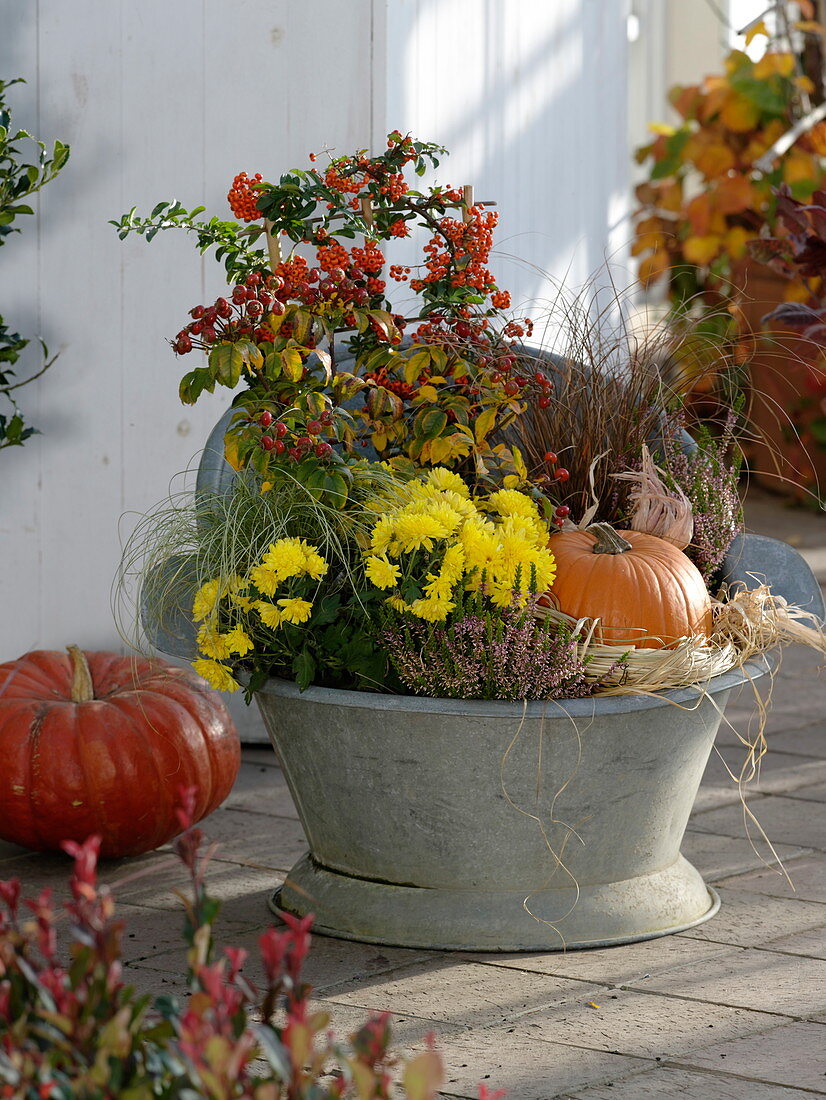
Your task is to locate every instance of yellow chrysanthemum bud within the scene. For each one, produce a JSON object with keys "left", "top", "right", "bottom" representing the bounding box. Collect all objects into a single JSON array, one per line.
[
  {"left": 365, "top": 554, "right": 402, "bottom": 590},
  {"left": 255, "top": 601, "right": 283, "bottom": 628},
  {"left": 192, "top": 659, "right": 239, "bottom": 693},
  {"left": 277, "top": 597, "right": 313, "bottom": 625}
]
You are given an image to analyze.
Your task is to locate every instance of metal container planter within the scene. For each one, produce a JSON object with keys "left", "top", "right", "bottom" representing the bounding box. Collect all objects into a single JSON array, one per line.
[
  {"left": 141, "top": 401, "right": 825, "bottom": 952},
  {"left": 258, "top": 663, "right": 764, "bottom": 952}
]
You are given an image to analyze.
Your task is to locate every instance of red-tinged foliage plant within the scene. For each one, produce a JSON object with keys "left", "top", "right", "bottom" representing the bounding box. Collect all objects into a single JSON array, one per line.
[
  {"left": 746, "top": 183, "right": 826, "bottom": 447},
  {"left": 0, "top": 788, "right": 495, "bottom": 1098},
  {"left": 633, "top": 9, "right": 826, "bottom": 364},
  {"left": 0, "top": 646, "right": 240, "bottom": 857},
  {"left": 112, "top": 131, "right": 539, "bottom": 502}
]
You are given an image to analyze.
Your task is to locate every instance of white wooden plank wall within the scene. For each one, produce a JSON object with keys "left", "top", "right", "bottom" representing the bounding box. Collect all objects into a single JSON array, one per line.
[{"left": 0, "top": 0, "right": 630, "bottom": 734}]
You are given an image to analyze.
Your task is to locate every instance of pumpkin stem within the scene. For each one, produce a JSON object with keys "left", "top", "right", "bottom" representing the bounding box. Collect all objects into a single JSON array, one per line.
[
  {"left": 586, "top": 522, "right": 633, "bottom": 555},
  {"left": 67, "top": 645, "right": 95, "bottom": 703}
]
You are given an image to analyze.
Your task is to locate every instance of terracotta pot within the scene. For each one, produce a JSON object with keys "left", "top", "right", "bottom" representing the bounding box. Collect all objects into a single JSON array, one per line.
[{"left": 735, "top": 261, "right": 826, "bottom": 501}]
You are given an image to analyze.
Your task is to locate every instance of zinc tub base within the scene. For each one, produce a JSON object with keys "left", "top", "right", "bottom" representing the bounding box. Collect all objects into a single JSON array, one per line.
[{"left": 271, "top": 853, "right": 721, "bottom": 952}]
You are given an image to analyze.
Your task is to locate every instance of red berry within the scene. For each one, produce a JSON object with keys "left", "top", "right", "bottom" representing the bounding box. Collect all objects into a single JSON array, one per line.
[
  {"left": 320, "top": 410, "right": 333, "bottom": 424},
  {"left": 175, "top": 335, "right": 192, "bottom": 354},
  {"left": 329, "top": 266, "right": 345, "bottom": 283},
  {"left": 247, "top": 301, "right": 264, "bottom": 318},
  {"left": 306, "top": 420, "right": 322, "bottom": 435},
  {"left": 544, "top": 452, "right": 558, "bottom": 464},
  {"left": 189, "top": 305, "right": 205, "bottom": 319},
  {"left": 555, "top": 505, "right": 571, "bottom": 517},
  {"left": 350, "top": 267, "right": 365, "bottom": 282},
  {"left": 538, "top": 396, "right": 551, "bottom": 409},
  {"left": 190, "top": 321, "right": 203, "bottom": 335},
  {"left": 215, "top": 297, "right": 231, "bottom": 318},
  {"left": 260, "top": 435, "right": 276, "bottom": 451},
  {"left": 246, "top": 272, "right": 261, "bottom": 286},
  {"left": 319, "top": 279, "right": 335, "bottom": 298},
  {"left": 274, "top": 440, "right": 286, "bottom": 455},
  {"left": 275, "top": 421, "right": 288, "bottom": 438},
  {"left": 307, "top": 267, "right": 321, "bottom": 283},
  {"left": 534, "top": 371, "right": 545, "bottom": 383},
  {"left": 503, "top": 380, "right": 519, "bottom": 396},
  {"left": 315, "top": 441, "right": 333, "bottom": 458},
  {"left": 270, "top": 300, "right": 286, "bottom": 316},
  {"left": 203, "top": 307, "right": 218, "bottom": 324},
  {"left": 270, "top": 276, "right": 284, "bottom": 292},
  {"left": 259, "top": 410, "right": 274, "bottom": 428},
  {"left": 200, "top": 325, "right": 216, "bottom": 343},
  {"left": 555, "top": 467, "right": 570, "bottom": 482},
  {"left": 455, "top": 321, "right": 471, "bottom": 339}
]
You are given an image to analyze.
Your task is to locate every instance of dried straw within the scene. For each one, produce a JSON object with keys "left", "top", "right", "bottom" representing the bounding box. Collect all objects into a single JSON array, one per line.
[
  {"left": 535, "top": 584, "right": 825, "bottom": 696},
  {"left": 612, "top": 444, "right": 694, "bottom": 550}
]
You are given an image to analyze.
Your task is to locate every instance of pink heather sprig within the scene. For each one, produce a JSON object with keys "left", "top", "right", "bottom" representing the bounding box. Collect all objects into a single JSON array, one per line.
[
  {"left": 382, "top": 593, "right": 592, "bottom": 701},
  {"left": 661, "top": 407, "right": 744, "bottom": 585}
]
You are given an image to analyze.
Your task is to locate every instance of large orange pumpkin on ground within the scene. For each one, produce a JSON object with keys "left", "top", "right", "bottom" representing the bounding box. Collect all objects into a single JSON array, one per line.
[
  {"left": 547, "top": 523, "right": 713, "bottom": 648},
  {"left": 0, "top": 646, "right": 240, "bottom": 857}
]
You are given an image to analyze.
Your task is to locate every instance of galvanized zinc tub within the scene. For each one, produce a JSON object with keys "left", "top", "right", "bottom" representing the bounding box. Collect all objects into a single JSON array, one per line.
[{"left": 258, "top": 661, "right": 767, "bottom": 952}]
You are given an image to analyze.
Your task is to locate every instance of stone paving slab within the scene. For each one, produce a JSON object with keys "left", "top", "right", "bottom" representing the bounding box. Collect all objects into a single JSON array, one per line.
[
  {"left": 629, "top": 946, "right": 826, "bottom": 1016},
  {"left": 223, "top": 758, "right": 299, "bottom": 818},
  {"left": 717, "top": 851, "right": 826, "bottom": 903},
  {"left": 678, "top": 886, "right": 826, "bottom": 947},
  {"left": 460, "top": 937, "right": 737, "bottom": 989},
  {"left": 511, "top": 987, "right": 780, "bottom": 1061},
  {"left": 320, "top": 958, "right": 604, "bottom": 1031},
  {"left": 680, "top": 827, "right": 807, "bottom": 881},
  {"left": 691, "top": 794, "right": 826, "bottom": 850},
  {"left": 670, "top": 1018, "right": 826, "bottom": 1093},
  {"left": 562, "top": 1065, "right": 818, "bottom": 1098},
  {"left": 756, "top": 925, "right": 826, "bottom": 960}
]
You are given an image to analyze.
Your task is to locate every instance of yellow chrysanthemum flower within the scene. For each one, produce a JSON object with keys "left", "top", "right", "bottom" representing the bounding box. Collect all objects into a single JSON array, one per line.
[
  {"left": 370, "top": 515, "right": 398, "bottom": 556},
  {"left": 249, "top": 565, "right": 279, "bottom": 597},
  {"left": 261, "top": 539, "right": 308, "bottom": 582},
  {"left": 393, "top": 512, "right": 450, "bottom": 553},
  {"left": 410, "top": 596, "right": 454, "bottom": 622},
  {"left": 192, "top": 579, "right": 221, "bottom": 623},
  {"left": 385, "top": 595, "right": 409, "bottom": 613},
  {"left": 426, "top": 467, "right": 469, "bottom": 497},
  {"left": 277, "top": 597, "right": 313, "bottom": 625},
  {"left": 196, "top": 625, "right": 232, "bottom": 660},
  {"left": 192, "top": 658, "right": 239, "bottom": 693},
  {"left": 440, "top": 543, "right": 466, "bottom": 584},
  {"left": 365, "top": 554, "right": 402, "bottom": 590},
  {"left": 255, "top": 600, "right": 283, "bottom": 628},
  {"left": 302, "top": 545, "right": 329, "bottom": 581},
  {"left": 487, "top": 488, "right": 539, "bottom": 520},
  {"left": 224, "top": 627, "right": 254, "bottom": 656}
]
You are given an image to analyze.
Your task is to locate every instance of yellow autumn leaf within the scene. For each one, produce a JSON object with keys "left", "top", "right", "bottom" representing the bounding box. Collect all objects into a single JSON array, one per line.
[
  {"left": 223, "top": 432, "right": 243, "bottom": 471},
  {"left": 745, "top": 19, "right": 769, "bottom": 45},
  {"left": 372, "top": 430, "right": 388, "bottom": 452},
  {"left": 631, "top": 232, "right": 666, "bottom": 257},
  {"left": 721, "top": 93, "right": 761, "bottom": 133},
  {"left": 783, "top": 150, "right": 818, "bottom": 184},
  {"left": 686, "top": 193, "right": 712, "bottom": 236},
  {"left": 724, "top": 225, "right": 754, "bottom": 259},
  {"left": 638, "top": 250, "right": 670, "bottom": 287},
  {"left": 474, "top": 405, "right": 497, "bottom": 443},
  {"left": 648, "top": 122, "right": 676, "bottom": 136},
  {"left": 416, "top": 384, "right": 439, "bottom": 403},
  {"left": 404, "top": 349, "right": 432, "bottom": 385},
  {"left": 282, "top": 347, "right": 304, "bottom": 381},
  {"left": 428, "top": 435, "right": 455, "bottom": 464},
  {"left": 683, "top": 235, "right": 722, "bottom": 266},
  {"left": 754, "top": 52, "right": 795, "bottom": 80}
]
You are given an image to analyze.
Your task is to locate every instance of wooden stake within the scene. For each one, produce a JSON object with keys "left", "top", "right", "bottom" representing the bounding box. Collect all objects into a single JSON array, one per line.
[
  {"left": 264, "top": 218, "right": 282, "bottom": 273},
  {"left": 462, "top": 185, "right": 474, "bottom": 223},
  {"left": 360, "top": 194, "right": 374, "bottom": 230}
]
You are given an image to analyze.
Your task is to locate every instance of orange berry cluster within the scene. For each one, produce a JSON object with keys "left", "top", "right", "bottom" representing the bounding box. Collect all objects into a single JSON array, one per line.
[
  {"left": 350, "top": 242, "right": 385, "bottom": 274},
  {"left": 317, "top": 242, "right": 351, "bottom": 273},
  {"left": 410, "top": 207, "right": 500, "bottom": 297},
  {"left": 227, "top": 172, "right": 264, "bottom": 223},
  {"left": 389, "top": 264, "right": 412, "bottom": 282},
  {"left": 389, "top": 218, "right": 409, "bottom": 238}
]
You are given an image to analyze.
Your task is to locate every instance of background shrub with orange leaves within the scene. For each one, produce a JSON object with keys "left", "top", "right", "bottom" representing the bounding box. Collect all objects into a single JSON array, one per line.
[{"left": 634, "top": 38, "right": 826, "bottom": 321}]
